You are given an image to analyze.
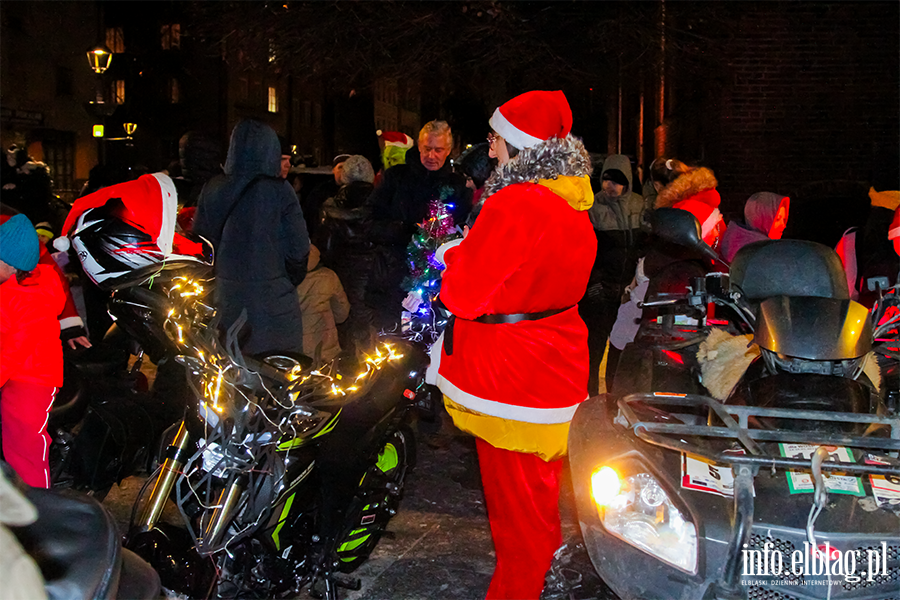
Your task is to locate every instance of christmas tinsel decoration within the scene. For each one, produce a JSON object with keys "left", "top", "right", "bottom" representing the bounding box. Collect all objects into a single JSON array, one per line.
[{"left": 401, "top": 197, "right": 460, "bottom": 314}]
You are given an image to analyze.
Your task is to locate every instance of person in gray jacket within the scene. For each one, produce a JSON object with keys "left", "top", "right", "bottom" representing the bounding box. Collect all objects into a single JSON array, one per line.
[
  {"left": 579, "top": 154, "right": 646, "bottom": 395},
  {"left": 194, "top": 120, "right": 309, "bottom": 356}
]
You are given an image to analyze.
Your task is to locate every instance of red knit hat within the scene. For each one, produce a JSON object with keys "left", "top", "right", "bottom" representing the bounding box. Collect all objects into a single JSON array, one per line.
[
  {"left": 673, "top": 198, "right": 723, "bottom": 241},
  {"left": 489, "top": 90, "right": 573, "bottom": 150}
]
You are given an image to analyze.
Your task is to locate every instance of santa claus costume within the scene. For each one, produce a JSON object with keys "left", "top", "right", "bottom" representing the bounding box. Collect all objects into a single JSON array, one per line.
[{"left": 436, "top": 90, "right": 596, "bottom": 599}]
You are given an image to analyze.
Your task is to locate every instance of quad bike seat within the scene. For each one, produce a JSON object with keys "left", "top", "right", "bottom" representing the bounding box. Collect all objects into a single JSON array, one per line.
[{"left": 9, "top": 482, "right": 160, "bottom": 600}]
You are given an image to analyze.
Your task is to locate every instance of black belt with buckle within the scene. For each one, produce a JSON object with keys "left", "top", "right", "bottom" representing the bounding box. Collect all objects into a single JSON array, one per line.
[{"left": 443, "top": 306, "right": 572, "bottom": 356}]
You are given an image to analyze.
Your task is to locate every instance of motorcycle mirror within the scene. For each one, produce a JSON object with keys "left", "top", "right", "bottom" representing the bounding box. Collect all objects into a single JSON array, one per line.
[{"left": 652, "top": 208, "right": 721, "bottom": 264}]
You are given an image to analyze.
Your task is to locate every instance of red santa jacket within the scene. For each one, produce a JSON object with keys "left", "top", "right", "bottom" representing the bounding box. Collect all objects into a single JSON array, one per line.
[
  {"left": 1, "top": 263, "right": 66, "bottom": 387},
  {"left": 436, "top": 177, "right": 596, "bottom": 457}
]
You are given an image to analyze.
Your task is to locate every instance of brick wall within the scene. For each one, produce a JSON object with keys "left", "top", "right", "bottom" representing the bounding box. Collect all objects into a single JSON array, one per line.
[{"left": 712, "top": 2, "right": 899, "bottom": 218}]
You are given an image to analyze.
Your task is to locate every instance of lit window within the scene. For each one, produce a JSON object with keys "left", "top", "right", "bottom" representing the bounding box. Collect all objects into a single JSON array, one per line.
[
  {"left": 268, "top": 86, "right": 277, "bottom": 113},
  {"left": 268, "top": 40, "right": 277, "bottom": 63},
  {"left": 113, "top": 80, "right": 125, "bottom": 104},
  {"left": 106, "top": 27, "right": 125, "bottom": 53},
  {"left": 161, "top": 24, "right": 181, "bottom": 50},
  {"left": 169, "top": 78, "right": 180, "bottom": 104}
]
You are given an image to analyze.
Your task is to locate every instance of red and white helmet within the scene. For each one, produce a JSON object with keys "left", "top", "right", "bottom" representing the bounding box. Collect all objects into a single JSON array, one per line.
[{"left": 56, "top": 173, "right": 212, "bottom": 289}]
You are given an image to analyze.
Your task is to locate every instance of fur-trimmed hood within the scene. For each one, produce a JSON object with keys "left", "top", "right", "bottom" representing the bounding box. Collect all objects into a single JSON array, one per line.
[
  {"left": 482, "top": 134, "right": 593, "bottom": 207},
  {"left": 655, "top": 167, "right": 718, "bottom": 208}
]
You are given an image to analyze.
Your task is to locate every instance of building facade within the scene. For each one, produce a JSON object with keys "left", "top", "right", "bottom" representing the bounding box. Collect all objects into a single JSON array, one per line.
[{"left": 1, "top": 2, "right": 101, "bottom": 201}]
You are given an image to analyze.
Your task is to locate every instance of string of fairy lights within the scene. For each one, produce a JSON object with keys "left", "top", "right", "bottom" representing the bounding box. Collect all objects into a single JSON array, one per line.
[
  {"left": 163, "top": 275, "right": 405, "bottom": 417},
  {"left": 159, "top": 274, "right": 410, "bottom": 554}
]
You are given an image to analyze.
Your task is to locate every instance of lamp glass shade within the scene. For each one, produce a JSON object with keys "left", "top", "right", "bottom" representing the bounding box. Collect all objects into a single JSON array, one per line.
[{"left": 87, "top": 45, "right": 113, "bottom": 74}]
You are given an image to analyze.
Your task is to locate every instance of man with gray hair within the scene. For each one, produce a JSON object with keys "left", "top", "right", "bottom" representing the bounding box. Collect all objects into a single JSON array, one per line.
[
  {"left": 368, "top": 120, "right": 472, "bottom": 325},
  {"left": 370, "top": 120, "right": 470, "bottom": 227}
]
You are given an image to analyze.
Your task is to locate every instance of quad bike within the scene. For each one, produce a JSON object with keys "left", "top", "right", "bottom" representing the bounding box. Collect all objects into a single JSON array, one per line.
[{"left": 562, "top": 209, "right": 900, "bottom": 600}]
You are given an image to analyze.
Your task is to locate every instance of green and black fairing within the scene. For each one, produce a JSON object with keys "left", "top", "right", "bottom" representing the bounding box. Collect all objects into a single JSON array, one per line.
[{"left": 254, "top": 342, "right": 423, "bottom": 565}]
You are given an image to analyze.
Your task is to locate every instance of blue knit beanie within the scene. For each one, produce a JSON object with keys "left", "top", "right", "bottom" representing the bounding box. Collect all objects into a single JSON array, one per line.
[{"left": 0, "top": 214, "right": 40, "bottom": 272}]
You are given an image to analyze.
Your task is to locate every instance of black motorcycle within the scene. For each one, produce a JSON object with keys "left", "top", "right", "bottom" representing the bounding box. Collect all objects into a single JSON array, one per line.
[
  {"left": 55, "top": 189, "right": 429, "bottom": 598},
  {"left": 562, "top": 209, "right": 900, "bottom": 600},
  {"left": 113, "top": 269, "right": 427, "bottom": 599}
]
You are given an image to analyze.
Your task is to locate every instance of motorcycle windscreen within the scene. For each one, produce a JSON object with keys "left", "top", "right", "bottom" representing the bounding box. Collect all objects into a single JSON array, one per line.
[{"left": 754, "top": 295, "right": 873, "bottom": 360}]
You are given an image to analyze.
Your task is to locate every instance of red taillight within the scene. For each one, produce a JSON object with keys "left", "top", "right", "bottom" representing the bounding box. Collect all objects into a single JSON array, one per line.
[{"left": 660, "top": 349, "right": 685, "bottom": 365}]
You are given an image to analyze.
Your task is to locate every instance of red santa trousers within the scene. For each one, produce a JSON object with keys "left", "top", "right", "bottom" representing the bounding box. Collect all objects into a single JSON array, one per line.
[
  {"left": 476, "top": 437, "right": 563, "bottom": 600},
  {"left": 1, "top": 381, "right": 56, "bottom": 488}
]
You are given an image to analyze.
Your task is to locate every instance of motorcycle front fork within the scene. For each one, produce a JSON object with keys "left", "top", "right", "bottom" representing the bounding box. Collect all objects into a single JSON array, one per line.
[
  {"left": 134, "top": 420, "right": 246, "bottom": 554},
  {"left": 135, "top": 420, "right": 191, "bottom": 531}
]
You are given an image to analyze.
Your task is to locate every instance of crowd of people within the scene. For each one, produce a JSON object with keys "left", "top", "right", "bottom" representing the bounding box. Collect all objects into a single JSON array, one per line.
[{"left": 1, "top": 87, "right": 899, "bottom": 600}]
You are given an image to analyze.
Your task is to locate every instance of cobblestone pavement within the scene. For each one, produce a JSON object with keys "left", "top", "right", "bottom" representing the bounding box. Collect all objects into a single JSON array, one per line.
[{"left": 103, "top": 411, "right": 614, "bottom": 599}]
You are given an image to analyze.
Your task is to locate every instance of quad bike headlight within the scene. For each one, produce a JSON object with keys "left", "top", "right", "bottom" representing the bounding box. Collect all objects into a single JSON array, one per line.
[{"left": 591, "top": 466, "right": 698, "bottom": 574}]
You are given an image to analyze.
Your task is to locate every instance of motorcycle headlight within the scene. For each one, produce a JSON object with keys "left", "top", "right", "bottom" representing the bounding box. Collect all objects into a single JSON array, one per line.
[{"left": 591, "top": 466, "right": 698, "bottom": 574}]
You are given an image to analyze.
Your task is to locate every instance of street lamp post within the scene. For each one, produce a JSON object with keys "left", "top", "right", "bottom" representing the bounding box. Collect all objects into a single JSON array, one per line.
[{"left": 85, "top": 44, "right": 114, "bottom": 165}]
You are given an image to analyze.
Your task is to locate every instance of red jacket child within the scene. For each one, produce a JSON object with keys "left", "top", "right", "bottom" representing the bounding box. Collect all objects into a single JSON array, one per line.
[
  {"left": 0, "top": 214, "right": 88, "bottom": 348},
  {"left": 0, "top": 214, "right": 66, "bottom": 487}
]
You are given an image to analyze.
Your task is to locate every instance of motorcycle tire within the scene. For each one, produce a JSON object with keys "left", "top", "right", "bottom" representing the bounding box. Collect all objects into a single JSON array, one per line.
[{"left": 333, "top": 425, "right": 415, "bottom": 572}]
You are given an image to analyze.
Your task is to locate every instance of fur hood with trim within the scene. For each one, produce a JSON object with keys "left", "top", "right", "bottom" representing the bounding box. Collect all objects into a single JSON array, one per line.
[
  {"left": 655, "top": 167, "right": 718, "bottom": 209},
  {"left": 482, "top": 134, "right": 593, "bottom": 201}
]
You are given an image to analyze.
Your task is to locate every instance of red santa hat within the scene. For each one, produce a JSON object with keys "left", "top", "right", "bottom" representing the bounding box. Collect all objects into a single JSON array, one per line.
[
  {"left": 54, "top": 173, "right": 179, "bottom": 254},
  {"left": 489, "top": 90, "right": 573, "bottom": 150},
  {"left": 376, "top": 130, "right": 413, "bottom": 149},
  {"left": 673, "top": 198, "right": 723, "bottom": 240}
]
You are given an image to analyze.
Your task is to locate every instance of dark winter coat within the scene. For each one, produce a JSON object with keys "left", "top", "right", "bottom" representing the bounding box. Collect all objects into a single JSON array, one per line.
[
  {"left": 315, "top": 181, "right": 377, "bottom": 260},
  {"left": 585, "top": 154, "right": 647, "bottom": 296},
  {"left": 302, "top": 177, "right": 340, "bottom": 238},
  {"left": 173, "top": 132, "right": 223, "bottom": 208},
  {"left": 194, "top": 120, "right": 310, "bottom": 356},
  {"left": 1, "top": 161, "right": 57, "bottom": 228},
  {"left": 836, "top": 199, "right": 900, "bottom": 307},
  {"left": 369, "top": 146, "right": 471, "bottom": 247}
]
